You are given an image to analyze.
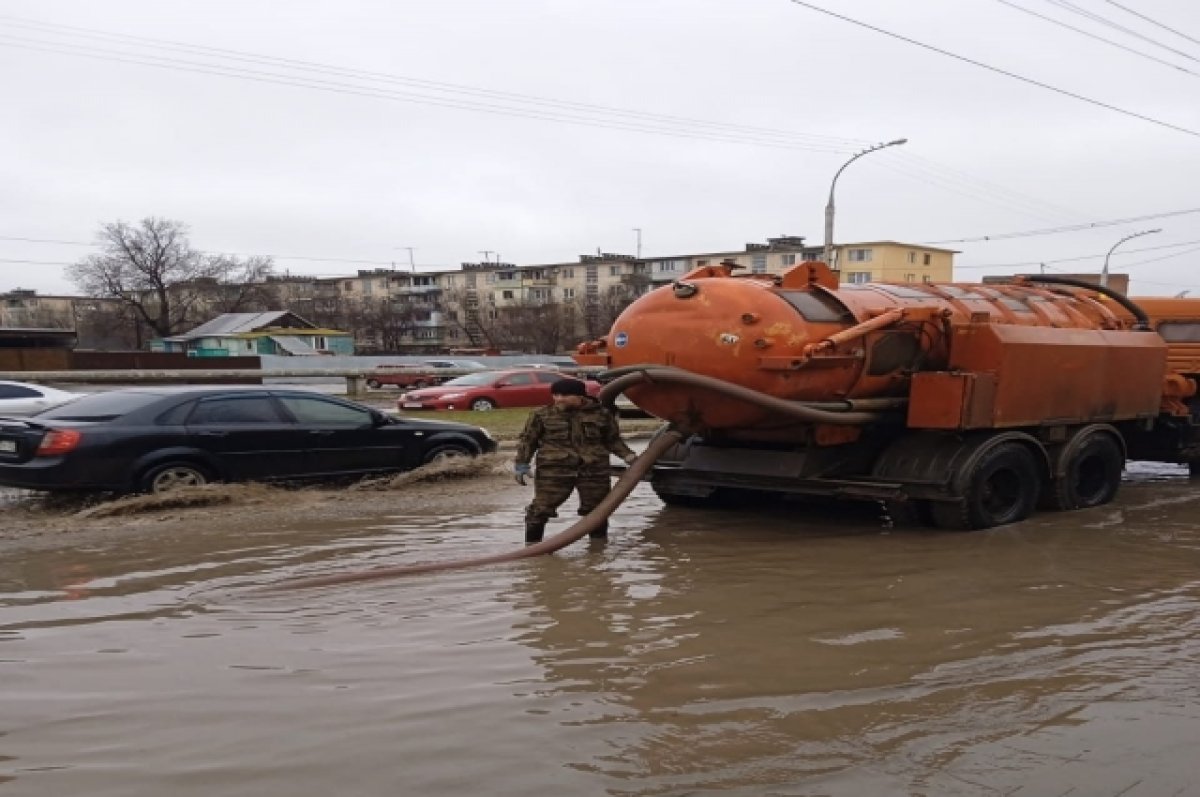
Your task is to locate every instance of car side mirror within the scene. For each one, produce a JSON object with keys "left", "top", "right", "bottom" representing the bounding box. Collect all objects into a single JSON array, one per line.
[{"left": 370, "top": 410, "right": 391, "bottom": 426}]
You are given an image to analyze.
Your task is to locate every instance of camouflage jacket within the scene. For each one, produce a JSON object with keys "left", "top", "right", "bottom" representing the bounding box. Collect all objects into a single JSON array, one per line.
[{"left": 515, "top": 398, "right": 635, "bottom": 472}]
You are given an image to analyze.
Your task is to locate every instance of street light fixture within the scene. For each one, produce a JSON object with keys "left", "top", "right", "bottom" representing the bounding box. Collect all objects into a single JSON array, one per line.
[
  {"left": 823, "top": 138, "right": 908, "bottom": 268},
  {"left": 394, "top": 246, "right": 416, "bottom": 273},
  {"left": 1101, "top": 228, "right": 1160, "bottom": 288}
]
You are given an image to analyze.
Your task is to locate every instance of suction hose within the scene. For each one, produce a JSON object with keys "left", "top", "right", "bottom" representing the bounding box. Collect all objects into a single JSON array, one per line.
[
  {"left": 272, "top": 426, "right": 685, "bottom": 591},
  {"left": 271, "top": 367, "right": 883, "bottom": 591},
  {"left": 597, "top": 366, "right": 886, "bottom": 425}
]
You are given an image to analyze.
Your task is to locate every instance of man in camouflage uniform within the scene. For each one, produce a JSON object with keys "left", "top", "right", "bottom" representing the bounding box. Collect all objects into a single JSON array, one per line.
[{"left": 514, "top": 377, "right": 637, "bottom": 544}]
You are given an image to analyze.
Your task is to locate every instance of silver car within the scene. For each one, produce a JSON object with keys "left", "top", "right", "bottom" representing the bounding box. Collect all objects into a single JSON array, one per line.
[{"left": 0, "top": 381, "right": 84, "bottom": 417}]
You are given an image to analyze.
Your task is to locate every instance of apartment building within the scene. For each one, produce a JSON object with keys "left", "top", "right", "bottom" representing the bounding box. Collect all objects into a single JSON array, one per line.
[{"left": 271, "top": 237, "right": 958, "bottom": 353}]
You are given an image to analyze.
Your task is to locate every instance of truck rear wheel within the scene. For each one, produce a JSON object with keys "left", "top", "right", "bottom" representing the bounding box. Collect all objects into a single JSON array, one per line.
[
  {"left": 931, "top": 442, "right": 1040, "bottom": 530},
  {"left": 1045, "top": 432, "right": 1123, "bottom": 511},
  {"left": 366, "top": 378, "right": 382, "bottom": 389}
]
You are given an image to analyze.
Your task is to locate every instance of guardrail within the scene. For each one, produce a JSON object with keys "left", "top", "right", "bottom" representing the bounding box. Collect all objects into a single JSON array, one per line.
[{"left": 0, "top": 367, "right": 601, "bottom": 396}]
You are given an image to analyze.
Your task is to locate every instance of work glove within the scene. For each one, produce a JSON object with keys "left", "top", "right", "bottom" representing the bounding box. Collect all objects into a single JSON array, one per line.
[
  {"left": 514, "top": 462, "right": 531, "bottom": 486},
  {"left": 623, "top": 453, "right": 638, "bottom": 466}
]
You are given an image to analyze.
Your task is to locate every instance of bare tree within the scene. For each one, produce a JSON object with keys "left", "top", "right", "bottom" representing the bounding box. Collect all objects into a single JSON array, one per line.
[
  {"left": 491, "top": 299, "right": 571, "bottom": 353},
  {"left": 67, "top": 217, "right": 276, "bottom": 339}
]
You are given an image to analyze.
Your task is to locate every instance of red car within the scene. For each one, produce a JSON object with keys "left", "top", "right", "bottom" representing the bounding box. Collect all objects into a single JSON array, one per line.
[{"left": 397, "top": 369, "right": 601, "bottom": 411}]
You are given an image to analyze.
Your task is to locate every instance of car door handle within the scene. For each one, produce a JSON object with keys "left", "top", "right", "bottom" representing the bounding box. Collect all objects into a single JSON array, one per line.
[
  {"left": 309, "top": 430, "right": 335, "bottom": 436},
  {"left": 198, "top": 431, "right": 228, "bottom": 437}
]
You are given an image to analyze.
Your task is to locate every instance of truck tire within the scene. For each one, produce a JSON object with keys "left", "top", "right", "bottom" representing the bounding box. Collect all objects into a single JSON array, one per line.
[
  {"left": 413, "top": 379, "right": 430, "bottom": 389},
  {"left": 366, "top": 378, "right": 382, "bottom": 389},
  {"left": 1045, "top": 432, "right": 1123, "bottom": 511},
  {"left": 931, "top": 442, "right": 1040, "bottom": 530}
]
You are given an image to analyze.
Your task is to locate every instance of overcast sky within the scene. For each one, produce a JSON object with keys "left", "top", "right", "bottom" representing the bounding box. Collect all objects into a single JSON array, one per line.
[{"left": 2, "top": 0, "right": 1198, "bottom": 297}]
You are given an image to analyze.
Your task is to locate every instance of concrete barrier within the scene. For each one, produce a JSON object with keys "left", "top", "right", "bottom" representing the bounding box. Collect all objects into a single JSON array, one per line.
[{"left": 0, "top": 367, "right": 603, "bottom": 399}]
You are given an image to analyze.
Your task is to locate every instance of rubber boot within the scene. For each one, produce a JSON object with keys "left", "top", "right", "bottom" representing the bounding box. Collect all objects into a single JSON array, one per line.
[
  {"left": 525, "top": 522, "right": 546, "bottom": 545},
  {"left": 588, "top": 520, "right": 609, "bottom": 540}
]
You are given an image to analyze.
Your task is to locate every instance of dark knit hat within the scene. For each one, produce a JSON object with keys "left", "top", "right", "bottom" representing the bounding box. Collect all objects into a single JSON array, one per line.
[{"left": 550, "top": 377, "right": 587, "bottom": 397}]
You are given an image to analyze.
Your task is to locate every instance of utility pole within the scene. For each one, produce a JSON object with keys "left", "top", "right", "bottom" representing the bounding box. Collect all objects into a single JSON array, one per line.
[
  {"left": 632, "top": 227, "right": 642, "bottom": 259},
  {"left": 823, "top": 138, "right": 907, "bottom": 268}
]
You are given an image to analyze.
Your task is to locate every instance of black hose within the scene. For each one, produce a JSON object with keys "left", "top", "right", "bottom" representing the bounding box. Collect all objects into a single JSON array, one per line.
[
  {"left": 1017, "top": 274, "right": 1152, "bottom": 330},
  {"left": 598, "top": 367, "right": 884, "bottom": 426},
  {"left": 269, "top": 428, "right": 685, "bottom": 591}
]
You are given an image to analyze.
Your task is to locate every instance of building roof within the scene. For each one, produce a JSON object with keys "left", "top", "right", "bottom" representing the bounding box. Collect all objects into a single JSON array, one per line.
[
  {"left": 169, "top": 311, "right": 315, "bottom": 341},
  {"left": 833, "top": 241, "right": 961, "bottom": 254}
]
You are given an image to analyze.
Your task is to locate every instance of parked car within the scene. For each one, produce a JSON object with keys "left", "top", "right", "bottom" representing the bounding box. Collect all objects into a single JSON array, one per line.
[
  {"left": 398, "top": 368, "right": 602, "bottom": 411},
  {"left": 0, "top": 386, "right": 497, "bottom": 494},
  {"left": 0, "top": 381, "right": 85, "bottom": 417},
  {"left": 366, "top": 359, "right": 489, "bottom": 390}
]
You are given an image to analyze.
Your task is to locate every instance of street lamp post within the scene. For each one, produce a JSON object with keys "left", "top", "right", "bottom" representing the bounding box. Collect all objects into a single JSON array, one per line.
[
  {"left": 394, "top": 246, "right": 416, "bottom": 273},
  {"left": 823, "top": 138, "right": 907, "bottom": 268},
  {"left": 632, "top": 227, "right": 642, "bottom": 259},
  {"left": 1101, "top": 228, "right": 1160, "bottom": 288}
]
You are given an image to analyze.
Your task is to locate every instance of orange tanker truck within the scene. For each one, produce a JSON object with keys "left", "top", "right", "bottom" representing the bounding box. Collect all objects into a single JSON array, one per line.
[{"left": 576, "top": 261, "right": 1200, "bottom": 530}]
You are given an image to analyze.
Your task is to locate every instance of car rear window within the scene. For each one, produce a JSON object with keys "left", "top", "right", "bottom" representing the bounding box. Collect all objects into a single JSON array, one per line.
[{"left": 35, "top": 391, "right": 165, "bottom": 420}]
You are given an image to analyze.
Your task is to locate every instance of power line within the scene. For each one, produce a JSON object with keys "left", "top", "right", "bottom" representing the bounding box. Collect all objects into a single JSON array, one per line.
[
  {"left": 0, "top": 33, "right": 859, "bottom": 155},
  {"left": 0, "top": 15, "right": 865, "bottom": 152},
  {"left": 1039, "top": 0, "right": 1200, "bottom": 64},
  {"left": 1101, "top": 0, "right": 1200, "bottom": 48},
  {"left": 996, "top": 0, "right": 1200, "bottom": 78},
  {"left": 955, "top": 238, "right": 1200, "bottom": 269},
  {"left": 0, "top": 16, "right": 1103, "bottom": 227},
  {"left": 784, "top": 0, "right": 1200, "bottom": 139},
  {"left": 921, "top": 207, "right": 1200, "bottom": 244}
]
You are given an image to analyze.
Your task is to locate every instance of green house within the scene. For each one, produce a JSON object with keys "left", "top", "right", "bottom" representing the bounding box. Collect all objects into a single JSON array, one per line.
[{"left": 162, "top": 311, "right": 354, "bottom": 357}]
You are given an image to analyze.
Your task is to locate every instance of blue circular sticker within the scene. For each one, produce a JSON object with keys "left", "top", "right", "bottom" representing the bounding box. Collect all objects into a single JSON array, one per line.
[{"left": 614, "top": 331, "right": 629, "bottom": 348}]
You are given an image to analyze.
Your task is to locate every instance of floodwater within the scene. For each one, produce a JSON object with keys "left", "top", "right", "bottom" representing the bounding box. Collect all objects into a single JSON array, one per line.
[{"left": 2, "top": 466, "right": 1199, "bottom": 796}]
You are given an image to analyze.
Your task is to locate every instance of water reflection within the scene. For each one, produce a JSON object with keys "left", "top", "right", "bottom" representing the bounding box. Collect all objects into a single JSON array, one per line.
[
  {"left": 0, "top": 477, "right": 1197, "bottom": 795},
  {"left": 505, "top": 481, "right": 1200, "bottom": 794}
]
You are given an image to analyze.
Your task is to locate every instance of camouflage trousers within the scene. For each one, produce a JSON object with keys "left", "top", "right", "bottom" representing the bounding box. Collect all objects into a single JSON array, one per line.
[{"left": 524, "top": 467, "right": 612, "bottom": 525}]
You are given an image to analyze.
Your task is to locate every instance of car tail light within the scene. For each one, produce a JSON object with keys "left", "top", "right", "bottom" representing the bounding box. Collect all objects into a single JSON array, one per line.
[{"left": 36, "top": 429, "right": 83, "bottom": 456}]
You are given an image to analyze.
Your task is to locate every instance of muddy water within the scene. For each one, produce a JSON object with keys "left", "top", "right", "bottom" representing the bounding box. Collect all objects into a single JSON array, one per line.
[{"left": 2, "top": 468, "right": 1199, "bottom": 796}]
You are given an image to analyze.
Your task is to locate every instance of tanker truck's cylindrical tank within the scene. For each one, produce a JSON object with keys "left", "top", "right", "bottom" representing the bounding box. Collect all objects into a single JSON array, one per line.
[{"left": 605, "top": 268, "right": 1127, "bottom": 432}]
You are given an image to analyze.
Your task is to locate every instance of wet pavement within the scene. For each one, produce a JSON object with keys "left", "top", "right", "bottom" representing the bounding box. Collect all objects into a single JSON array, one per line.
[{"left": 1, "top": 463, "right": 1199, "bottom": 796}]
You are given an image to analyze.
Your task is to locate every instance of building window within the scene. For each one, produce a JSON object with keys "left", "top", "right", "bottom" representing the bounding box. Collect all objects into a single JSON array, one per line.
[
  {"left": 562, "top": 268, "right": 574, "bottom": 278},
  {"left": 847, "top": 248, "right": 873, "bottom": 262},
  {"left": 923, "top": 253, "right": 932, "bottom": 265},
  {"left": 904, "top": 273, "right": 916, "bottom": 282},
  {"left": 343, "top": 281, "right": 353, "bottom": 291},
  {"left": 751, "top": 254, "right": 767, "bottom": 273},
  {"left": 563, "top": 288, "right": 576, "bottom": 299},
  {"left": 781, "top": 254, "right": 796, "bottom": 266},
  {"left": 846, "top": 271, "right": 871, "bottom": 284},
  {"left": 487, "top": 309, "right": 498, "bottom": 320},
  {"left": 697, "top": 259, "right": 708, "bottom": 266},
  {"left": 609, "top": 265, "right": 621, "bottom": 276},
  {"left": 922, "top": 274, "right": 932, "bottom": 283},
  {"left": 501, "top": 290, "right": 514, "bottom": 299},
  {"left": 907, "top": 252, "right": 916, "bottom": 264}
]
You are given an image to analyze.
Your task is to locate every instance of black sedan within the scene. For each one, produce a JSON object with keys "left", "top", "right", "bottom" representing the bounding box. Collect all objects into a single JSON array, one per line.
[{"left": 0, "top": 386, "right": 497, "bottom": 494}]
